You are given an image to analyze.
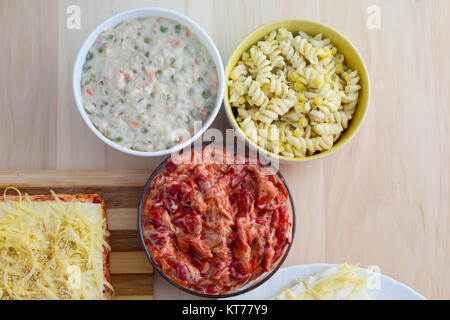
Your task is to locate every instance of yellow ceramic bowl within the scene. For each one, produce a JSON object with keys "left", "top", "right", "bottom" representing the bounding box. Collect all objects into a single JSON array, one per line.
[{"left": 224, "top": 19, "right": 370, "bottom": 163}]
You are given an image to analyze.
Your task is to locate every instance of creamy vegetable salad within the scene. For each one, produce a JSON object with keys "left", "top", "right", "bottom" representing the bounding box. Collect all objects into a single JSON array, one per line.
[{"left": 81, "top": 17, "right": 219, "bottom": 152}]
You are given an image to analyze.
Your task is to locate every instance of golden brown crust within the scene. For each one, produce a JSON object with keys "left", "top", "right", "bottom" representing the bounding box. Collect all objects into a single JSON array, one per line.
[
  {"left": 0, "top": 193, "right": 112, "bottom": 300},
  {"left": 0, "top": 193, "right": 101, "bottom": 203}
]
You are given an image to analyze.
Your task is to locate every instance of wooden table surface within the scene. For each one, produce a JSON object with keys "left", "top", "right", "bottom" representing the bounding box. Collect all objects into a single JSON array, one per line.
[{"left": 0, "top": 0, "right": 449, "bottom": 299}]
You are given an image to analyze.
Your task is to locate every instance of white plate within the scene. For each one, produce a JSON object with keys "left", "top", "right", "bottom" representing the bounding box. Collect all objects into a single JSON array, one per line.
[{"left": 224, "top": 264, "right": 426, "bottom": 300}]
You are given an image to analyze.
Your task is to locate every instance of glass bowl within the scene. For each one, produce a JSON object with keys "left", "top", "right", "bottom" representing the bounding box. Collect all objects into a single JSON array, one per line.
[{"left": 137, "top": 142, "right": 296, "bottom": 298}]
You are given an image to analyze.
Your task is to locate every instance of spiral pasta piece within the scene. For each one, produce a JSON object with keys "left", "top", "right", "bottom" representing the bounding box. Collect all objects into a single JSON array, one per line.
[
  {"left": 229, "top": 76, "right": 252, "bottom": 106},
  {"left": 334, "top": 52, "right": 345, "bottom": 64},
  {"left": 241, "top": 52, "right": 256, "bottom": 76},
  {"left": 257, "top": 98, "right": 295, "bottom": 124},
  {"left": 315, "top": 86, "right": 341, "bottom": 114},
  {"left": 315, "top": 56, "right": 335, "bottom": 75},
  {"left": 265, "top": 30, "right": 277, "bottom": 42},
  {"left": 342, "top": 100, "right": 358, "bottom": 117},
  {"left": 257, "top": 123, "right": 281, "bottom": 154},
  {"left": 310, "top": 110, "right": 352, "bottom": 127},
  {"left": 326, "top": 111, "right": 352, "bottom": 128},
  {"left": 313, "top": 123, "right": 343, "bottom": 137},
  {"left": 250, "top": 47, "right": 272, "bottom": 84},
  {"left": 286, "top": 135, "right": 333, "bottom": 155},
  {"left": 229, "top": 64, "right": 248, "bottom": 81},
  {"left": 279, "top": 40, "right": 306, "bottom": 72},
  {"left": 266, "top": 77, "right": 290, "bottom": 98},
  {"left": 341, "top": 70, "right": 361, "bottom": 103},
  {"left": 258, "top": 41, "right": 285, "bottom": 69},
  {"left": 240, "top": 116, "right": 258, "bottom": 143},
  {"left": 247, "top": 81, "right": 269, "bottom": 107},
  {"left": 293, "top": 36, "right": 322, "bottom": 65},
  {"left": 236, "top": 106, "right": 249, "bottom": 120},
  {"left": 316, "top": 83, "right": 336, "bottom": 99},
  {"left": 298, "top": 31, "right": 331, "bottom": 48},
  {"left": 299, "top": 66, "right": 324, "bottom": 88},
  {"left": 277, "top": 27, "right": 294, "bottom": 42},
  {"left": 281, "top": 110, "right": 301, "bottom": 123}
]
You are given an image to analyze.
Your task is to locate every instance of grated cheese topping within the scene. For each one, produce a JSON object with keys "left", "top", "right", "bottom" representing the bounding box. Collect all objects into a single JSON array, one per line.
[
  {"left": 273, "top": 264, "right": 371, "bottom": 300},
  {"left": 0, "top": 188, "right": 112, "bottom": 300}
]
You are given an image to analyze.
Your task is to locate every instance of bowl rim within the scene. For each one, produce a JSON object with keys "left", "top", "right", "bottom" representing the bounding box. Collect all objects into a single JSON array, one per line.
[
  {"left": 137, "top": 141, "right": 296, "bottom": 298},
  {"left": 223, "top": 18, "right": 371, "bottom": 163},
  {"left": 72, "top": 7, "right": 225, "bottom": 157}
]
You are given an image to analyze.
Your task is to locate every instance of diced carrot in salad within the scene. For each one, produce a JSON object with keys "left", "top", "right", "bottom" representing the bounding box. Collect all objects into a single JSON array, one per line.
[
  {"left": 120, "top": 70, "right": 131, "bottom": 81},
  {"left": 170, "top": 40, "right": 181, "bottom": 48},
  {"left": 147, "top": 69, "right": 155, "bottom": 82},
  {"left": 184, "top": 26, "right": 190, "bottom": 37}
]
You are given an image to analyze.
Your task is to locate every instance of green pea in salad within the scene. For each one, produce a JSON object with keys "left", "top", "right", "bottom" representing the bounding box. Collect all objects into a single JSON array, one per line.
[{"left": 80, "top": 17, "right": 219, "bottom": 152}]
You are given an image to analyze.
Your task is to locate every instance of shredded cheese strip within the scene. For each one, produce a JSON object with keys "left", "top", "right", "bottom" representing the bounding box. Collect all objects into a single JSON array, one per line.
[
  {"left": 273, "top": 264, "right": 371, "bottom": 300},
  {"left": 0, "top": 188, "right": 112, "bottom": 300}
]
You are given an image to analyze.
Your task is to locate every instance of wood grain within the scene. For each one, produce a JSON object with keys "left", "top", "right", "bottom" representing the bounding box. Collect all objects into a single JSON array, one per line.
[
  {"left": 110, "top": 274, "right": 154, "bottom": 296},
  {"left": 113, "top": 295, "right": 154, "bottom": 300},
  {"left": 109, "top": 230, "right": 143, "bottom": 252},
  {"left": 0, "top": 0, "right": 58, "bottom": 169},
  {"left": 110, "top": 252, "right": 153, "bottom": 274},
  {"left": 0, "top": 169, "right": 152, "bottom": 187},
  {"left": 0, "top": 0, "right": 449, "bottom": 300},
  {"left": 108, "top": 208, "right": 138, "bottom": 230}
]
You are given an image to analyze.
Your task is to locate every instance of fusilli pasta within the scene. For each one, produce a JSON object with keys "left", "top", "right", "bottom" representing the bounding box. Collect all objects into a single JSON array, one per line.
[{"left": 228, "top": 28, "right": 361, "bottom": 158}]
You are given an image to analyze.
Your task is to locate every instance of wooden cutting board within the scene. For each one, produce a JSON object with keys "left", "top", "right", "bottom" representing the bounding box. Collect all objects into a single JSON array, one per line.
[{"left": 0, "top": 169, "right": 154, "bottom": 300}]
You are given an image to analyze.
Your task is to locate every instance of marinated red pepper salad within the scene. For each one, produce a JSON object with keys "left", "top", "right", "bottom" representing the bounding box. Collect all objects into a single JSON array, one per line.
[{"left": 142, "top": 147, "right": 292, "bottom": 295}]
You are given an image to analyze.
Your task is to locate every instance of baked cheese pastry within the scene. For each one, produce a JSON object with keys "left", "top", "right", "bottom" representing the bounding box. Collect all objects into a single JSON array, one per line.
[{"left": 0, "top": 189, "right": 113, "bottom": 300}]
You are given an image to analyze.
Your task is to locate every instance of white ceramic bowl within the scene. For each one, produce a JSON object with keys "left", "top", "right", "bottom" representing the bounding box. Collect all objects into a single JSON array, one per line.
[{"left": 73, "top": 7, "right": 225, "bottom": 157}]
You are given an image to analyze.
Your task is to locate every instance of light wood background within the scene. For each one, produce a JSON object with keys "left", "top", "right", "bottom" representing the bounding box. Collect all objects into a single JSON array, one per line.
[{"left": 0, "top": 0, "right": 449, "bottom": 299}]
